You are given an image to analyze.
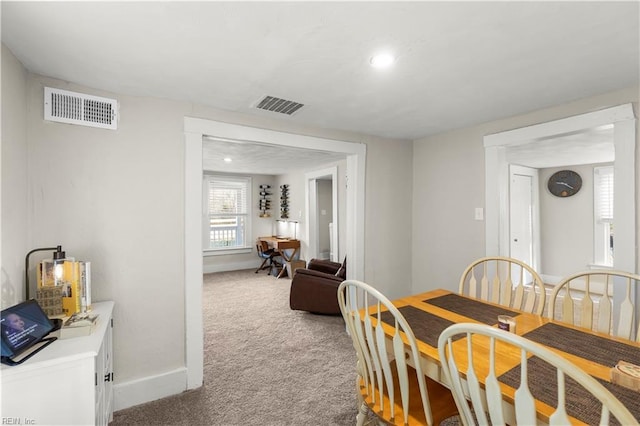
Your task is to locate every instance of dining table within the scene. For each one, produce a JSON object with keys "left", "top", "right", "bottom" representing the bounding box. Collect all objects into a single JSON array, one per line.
[{"left": 370, "top": 288, "right": 640, "bottom": 425}]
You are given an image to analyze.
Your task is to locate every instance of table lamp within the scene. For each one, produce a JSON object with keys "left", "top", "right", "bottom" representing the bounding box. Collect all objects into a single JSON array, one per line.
[{"left": 24, "top": 245, "right": 65, "bottom": 300}]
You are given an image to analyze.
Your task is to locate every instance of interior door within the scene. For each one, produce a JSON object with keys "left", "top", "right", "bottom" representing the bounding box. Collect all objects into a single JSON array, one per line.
[{"left": 509, "top": 165, "right": 540, "bottom": 274}]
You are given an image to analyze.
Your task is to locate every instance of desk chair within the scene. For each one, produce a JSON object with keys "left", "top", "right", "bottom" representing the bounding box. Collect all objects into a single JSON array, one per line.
[
  {"left": 438, "top": 323, "right": 637, "bottom": 426},
  {"left": 548, "top": 270, "right": 640, "bottom": 341},
  {"left": 338, "top": 280, "right": 458, "bottom": 426},
  {"left": 255, "top": 240, "right": 281, "bottom": 275},
  {"left": 459, "top": 256, "right": 546, "bottom": 315}
]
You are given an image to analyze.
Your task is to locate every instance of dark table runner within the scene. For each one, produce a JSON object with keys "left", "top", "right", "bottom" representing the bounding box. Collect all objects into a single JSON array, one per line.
[
  {"left": 423, "top": 293, "right": 520, "bottom": 325},
  {"left": 378, "top": 305, "right": 463, "bottom": 347},
  {"left": 523, "top": 323, "right": 640, "bottom": 367},
  {"left": 498, "top": 356, "right": 640, "bottom": 425}
]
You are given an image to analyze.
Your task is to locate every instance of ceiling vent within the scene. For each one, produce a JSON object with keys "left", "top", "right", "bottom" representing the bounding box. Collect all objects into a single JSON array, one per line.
[
  {"left": 254, "top": 95, "right": 304, "bottom": 115},
  {"left": 44, "top": 87, "right": 118, "bottom": 130}
]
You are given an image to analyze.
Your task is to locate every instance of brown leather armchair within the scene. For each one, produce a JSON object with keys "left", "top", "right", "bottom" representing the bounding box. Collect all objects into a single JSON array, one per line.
[{"left": 289, "top": 258, "right": 346, "bottom": 315}]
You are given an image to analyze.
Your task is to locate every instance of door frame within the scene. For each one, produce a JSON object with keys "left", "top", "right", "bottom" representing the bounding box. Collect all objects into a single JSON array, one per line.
[
  {"left": 184, "top": 117, "right": 366, "bottom": 390},
  {"left": 484, "top": 104, "right": 635, "bottom": 275},
  {"left": 306, "top": 166, "right": 338, "bottom": 262}
]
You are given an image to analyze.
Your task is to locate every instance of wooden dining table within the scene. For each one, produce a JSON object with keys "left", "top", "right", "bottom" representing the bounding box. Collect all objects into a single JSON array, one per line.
[{"left": 371, "top": 288, "right": 640, "bottom": 425}]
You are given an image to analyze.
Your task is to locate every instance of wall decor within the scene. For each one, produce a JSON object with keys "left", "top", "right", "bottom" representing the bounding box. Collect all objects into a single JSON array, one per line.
[
  {"left": 280, "top": 184, "right": 289, "bottom": 219},
  {"left": 259, "top": 184, "right": 271, "bottom": 217},
  {"left": 548, "top": 170, "right": 582, "bottom": 197}
]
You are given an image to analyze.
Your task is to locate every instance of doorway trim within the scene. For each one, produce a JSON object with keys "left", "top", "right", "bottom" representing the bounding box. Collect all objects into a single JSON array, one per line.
[
  {"left": 484, "top": 103, "right": 635, "bottom": 276},
  {"left": 306, "top": 166, "right": 338, "bottom": 262},
  {"left": 184, "top": 117, "right": 366, "bottom": 389},
  {"left": 485, "top": 103, "right": 636, "bottom": 334}
]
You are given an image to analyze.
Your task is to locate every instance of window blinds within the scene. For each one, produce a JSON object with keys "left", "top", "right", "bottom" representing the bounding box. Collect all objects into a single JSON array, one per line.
[
  {"left": 207, "top": 177, "right": 248, "bottom": 215},
  {"left": 594, "top": 166, "right": 614, "bottom": 223}
]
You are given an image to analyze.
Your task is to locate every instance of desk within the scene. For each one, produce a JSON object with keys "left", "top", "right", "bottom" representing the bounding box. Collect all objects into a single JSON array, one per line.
[
  {"left": 372, "top": 289, "right": 640, "bottom": 424},
  {"left": 258, "top": 236, "right": 301, "bottom": 278}
]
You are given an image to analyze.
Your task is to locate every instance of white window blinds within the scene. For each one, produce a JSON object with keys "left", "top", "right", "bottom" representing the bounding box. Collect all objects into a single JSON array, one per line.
[
  {"left": 207, "top": 178, "right": 248, "bottom": 215},
  {"left": 594, "top": 166, "right": 614, "bottom": 223}
]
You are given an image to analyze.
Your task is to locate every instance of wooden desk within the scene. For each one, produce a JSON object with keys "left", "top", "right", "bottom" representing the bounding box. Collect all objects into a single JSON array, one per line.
[
  {"left": 371, "top": 289, "right": 640, "bottom": 424},
  {"left": 258, "top": 236, "right": 300, "bottom": 278}
]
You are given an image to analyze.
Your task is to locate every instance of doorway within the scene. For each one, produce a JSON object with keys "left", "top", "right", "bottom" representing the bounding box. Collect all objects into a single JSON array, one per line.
[
  {"left": 306, "top": 167, "right": 338, "bottom": 262},
  {"left": 485, "top": 104, "right": 635, "bottom": 277},
  {"left": 184, "top": 117, "right": 366, "bottom": 390}
]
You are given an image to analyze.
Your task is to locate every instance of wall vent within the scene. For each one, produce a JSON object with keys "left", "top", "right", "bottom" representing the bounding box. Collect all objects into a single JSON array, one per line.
[
  {"left": 44, "top": 87, "right": 118, "bottom": 130},
  {"left": 254, "top": 95, "right": 304, "bottom": 115}
]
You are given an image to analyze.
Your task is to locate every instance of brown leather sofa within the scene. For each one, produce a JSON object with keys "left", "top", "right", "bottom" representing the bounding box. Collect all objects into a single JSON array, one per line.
[{"left": 289, "top": 258, "right": 346, "bottom": 315}]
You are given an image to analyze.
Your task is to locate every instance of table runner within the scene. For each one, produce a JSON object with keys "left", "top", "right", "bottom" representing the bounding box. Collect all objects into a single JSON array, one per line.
[
  {"left": 423, "top": 293, "right": 520, "bottom": 325},
  {"left": 523, "top": 323, "right": 640, "bottom": 367},
  {"left": 498, "top": 356, "right": 640, "bottom": 425},
  {"left": 378, "top": 305, "right": 463, "bottom": 347}
]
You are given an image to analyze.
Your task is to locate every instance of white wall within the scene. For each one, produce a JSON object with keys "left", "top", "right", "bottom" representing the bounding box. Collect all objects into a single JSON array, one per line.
[
  {"left": 1, "top": 45, "right": 29, "bottom": 308},
  {"left": 26, "top": 74, "right": 188, "bottom": 387},
  {"left": 364, "top": 138, "right": 413, "bottom": 300},
  {"left": 412, "top": 87, "right": 639, "bottom": 294},
  {"left": 2, "top": 45, "right": 413, "bottom": 408},
  {"left": 539, "top": 163, "right": 601, "bottom": 277}
]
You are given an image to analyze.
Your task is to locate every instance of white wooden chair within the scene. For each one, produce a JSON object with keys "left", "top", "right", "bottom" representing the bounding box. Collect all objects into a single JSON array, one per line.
[
  {"left": 548, "top": 269, "right": 640, "bottom": 341},
  {"left": 337, "top": 280, "right": 458, "bottom": 426},
  {"left": 459, "top": 256, "right": 546, "bottom": 315},
  {"left": 437, "top": 322, "right": 637, "bottom": 425}
]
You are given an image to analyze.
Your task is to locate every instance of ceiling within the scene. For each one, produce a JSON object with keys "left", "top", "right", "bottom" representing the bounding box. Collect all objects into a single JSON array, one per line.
[
  {"left": 202, "top": 137, "right": 346, "bottom": 175},
  {"left": 2, "top": 1, "right": 638, "bottom": 174}
]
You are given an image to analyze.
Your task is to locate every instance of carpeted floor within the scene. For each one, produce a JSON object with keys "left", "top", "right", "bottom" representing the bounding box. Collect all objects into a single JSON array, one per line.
[{"left": 110, "top": 269, "right": 358, "bottom": 425}]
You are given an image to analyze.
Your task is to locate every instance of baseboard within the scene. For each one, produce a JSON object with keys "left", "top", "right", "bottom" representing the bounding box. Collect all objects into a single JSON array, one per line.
[
  {"left": 203, "top": 260, "right": 259, "bottom": 274},
  {"left": 114, "top": 367, "right": 188, "bottom": 411}
]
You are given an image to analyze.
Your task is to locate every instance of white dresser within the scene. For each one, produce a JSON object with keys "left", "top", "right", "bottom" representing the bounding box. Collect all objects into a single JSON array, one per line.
[{"left": 1, "top": 301, "right": 114, "bottom": 425}]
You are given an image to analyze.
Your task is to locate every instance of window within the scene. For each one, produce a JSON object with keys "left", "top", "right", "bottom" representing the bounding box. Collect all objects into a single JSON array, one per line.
[
  {"left": 594, "top": 166, "right": 613, "bottom": 266},
  {"left": 203, "top": 175, "right": 251, "bottom": 251}
]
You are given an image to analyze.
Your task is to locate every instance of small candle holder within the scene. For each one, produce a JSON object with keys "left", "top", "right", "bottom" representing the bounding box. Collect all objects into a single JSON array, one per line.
[{"left": 498, "top": 315, "right": 517, "bottom": 333}]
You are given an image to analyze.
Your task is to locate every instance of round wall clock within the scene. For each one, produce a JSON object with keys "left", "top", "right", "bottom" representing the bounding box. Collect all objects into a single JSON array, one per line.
[{"left": 547, "top": 170, "right": 582, "bottom": 197}]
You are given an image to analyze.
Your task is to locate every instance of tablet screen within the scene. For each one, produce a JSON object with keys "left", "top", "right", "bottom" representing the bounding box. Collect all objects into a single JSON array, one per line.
[{"left": 1, "top": 299, "right": 55, "bottom": 359}]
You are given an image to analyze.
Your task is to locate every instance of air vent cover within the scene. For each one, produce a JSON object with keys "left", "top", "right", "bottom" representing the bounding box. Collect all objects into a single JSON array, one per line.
[
  {"left": 44, "top": 87, "right": 118, "bottom": 130},
  {"left": 254, "top": 95, "right": 304, "bottom": 115}
]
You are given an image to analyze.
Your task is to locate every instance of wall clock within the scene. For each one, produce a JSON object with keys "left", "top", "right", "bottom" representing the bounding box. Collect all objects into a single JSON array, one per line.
[{"left": 547, "top": 170, "right": 582, "bottom": 197}]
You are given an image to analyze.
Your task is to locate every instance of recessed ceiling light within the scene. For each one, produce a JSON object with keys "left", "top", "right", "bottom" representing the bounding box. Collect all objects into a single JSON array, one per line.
[
  {"left": 223, "top": 158, "right": 232, "bottom": 163},
  {"left": 370, "top": 53, "right": 396, "bottom": 69}
]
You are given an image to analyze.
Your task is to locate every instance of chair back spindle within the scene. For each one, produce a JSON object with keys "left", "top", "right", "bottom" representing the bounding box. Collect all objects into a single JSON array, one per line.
[
  {"left": 459, "top": 256, "right": 545, "bottom": 315},
  {"left": 438, "top": 323, "right": 637, "bottom": 425},
  {"left": 548, "top": 270, "right": 640, "bottom": 341}
]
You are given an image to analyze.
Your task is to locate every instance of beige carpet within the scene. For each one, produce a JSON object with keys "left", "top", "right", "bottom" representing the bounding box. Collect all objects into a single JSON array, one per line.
[{"left": 110, "top": 269, "right": 358, "bottom": 425}]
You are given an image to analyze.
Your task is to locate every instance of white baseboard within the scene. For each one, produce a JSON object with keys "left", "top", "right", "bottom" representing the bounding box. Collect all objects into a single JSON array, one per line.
[
  {"left": 114, "top": 367, "right": 188, "bottom": 411},
  {"left": 203, "top": 260, "right": 259, "bottom": 274}
]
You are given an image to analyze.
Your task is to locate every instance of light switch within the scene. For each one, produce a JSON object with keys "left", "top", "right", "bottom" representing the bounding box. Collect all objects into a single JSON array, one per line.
[
  {"left": 475, "top": 208, "right": 484, "bottom": 221},
  {"left": 321, "top": 209, "right": 327, "bottom": 216}
]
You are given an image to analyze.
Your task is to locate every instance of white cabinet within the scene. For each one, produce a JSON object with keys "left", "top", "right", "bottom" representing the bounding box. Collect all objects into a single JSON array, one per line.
[{"left": 1, "top": 301, "right": 114, "bottom": 425}]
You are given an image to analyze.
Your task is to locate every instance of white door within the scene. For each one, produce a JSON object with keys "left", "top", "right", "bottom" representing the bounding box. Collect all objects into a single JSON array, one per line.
[{"left": 509, "top": 165, "right": 540, "bottom": 273}]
